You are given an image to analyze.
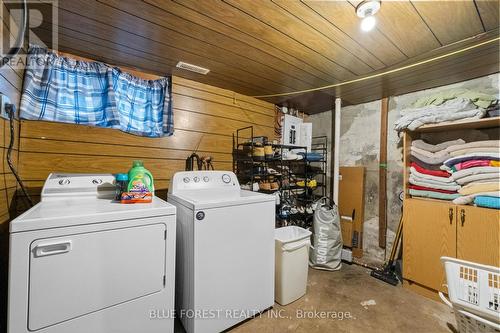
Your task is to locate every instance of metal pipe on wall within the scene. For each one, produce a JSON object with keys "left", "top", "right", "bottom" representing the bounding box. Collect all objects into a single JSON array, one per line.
[{"left": 333, "top": 98, "right": 341, "bottom": 204}]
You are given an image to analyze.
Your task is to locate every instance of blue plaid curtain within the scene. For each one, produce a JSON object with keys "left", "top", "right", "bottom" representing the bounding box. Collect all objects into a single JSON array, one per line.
[{"left": 20, "top": 46, "right": 173, "bottom": 137}]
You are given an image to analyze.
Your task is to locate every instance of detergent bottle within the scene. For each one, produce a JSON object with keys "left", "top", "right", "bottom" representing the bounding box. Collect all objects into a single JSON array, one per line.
[{"left": 127, "top": 160, "right": 154, "bottom": 194}]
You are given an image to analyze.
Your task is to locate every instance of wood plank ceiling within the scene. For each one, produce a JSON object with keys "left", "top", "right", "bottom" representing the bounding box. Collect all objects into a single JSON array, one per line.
[{"left": 36, "top": 0, "right": 500, "bottom": 113}]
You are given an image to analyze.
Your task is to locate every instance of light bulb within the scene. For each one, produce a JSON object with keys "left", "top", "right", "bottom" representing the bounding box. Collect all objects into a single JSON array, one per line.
[{"left": 361, "top": 16, "right": 376, "bottom": 32}]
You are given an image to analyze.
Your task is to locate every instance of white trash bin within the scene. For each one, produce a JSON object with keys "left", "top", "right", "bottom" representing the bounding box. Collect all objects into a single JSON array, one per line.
[{"left": 274, "top": 226, "right": 312, "bottom": 305}]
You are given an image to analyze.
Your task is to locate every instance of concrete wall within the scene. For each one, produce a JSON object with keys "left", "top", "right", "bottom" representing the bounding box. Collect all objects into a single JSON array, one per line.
[{"left": 309, "top": 73, "right": 499, "bottom": 266}]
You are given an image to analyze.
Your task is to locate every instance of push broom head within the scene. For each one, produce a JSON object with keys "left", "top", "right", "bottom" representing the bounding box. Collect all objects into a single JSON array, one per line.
[{"left": 370, "top": 266, "right": 399, "bottom": 286}]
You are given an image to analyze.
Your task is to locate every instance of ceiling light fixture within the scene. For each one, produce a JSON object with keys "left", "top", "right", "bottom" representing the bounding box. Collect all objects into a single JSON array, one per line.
[{"left": 356, "top": 0, "right": 381, "bottom": 32}]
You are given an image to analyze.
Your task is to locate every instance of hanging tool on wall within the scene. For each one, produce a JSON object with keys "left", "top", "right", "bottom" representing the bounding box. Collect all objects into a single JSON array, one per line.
[
  {"left": 185, "top": 134, "right": 215, "bottom": 171},
  {"left": 185, "top": 154, "right": 215, "bottom": 171},
  {"left": 201, "top": 156, "right": 214, "bottom": 170},
  {"left": 185, "top": 153, "right": 202, "bottom": 171},
  {"left": 185, "top": 134, "right": 204, "bottom": 171}
]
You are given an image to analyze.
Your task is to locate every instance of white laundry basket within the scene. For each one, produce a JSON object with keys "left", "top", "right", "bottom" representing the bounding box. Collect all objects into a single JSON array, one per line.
[
  {"left": 274, "top": 226, "right": 312, "bottom": 305},
  {"left": 439, "top": 257, "right": 500, "bottom": 333}
]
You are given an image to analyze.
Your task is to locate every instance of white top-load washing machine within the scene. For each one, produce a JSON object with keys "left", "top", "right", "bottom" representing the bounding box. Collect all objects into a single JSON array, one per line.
[
  {"left": 167, "top": 171, "right": 275, "bottom": 333},
  {"left": 8, "top": 173, "right": 176, "bottom": 333}
]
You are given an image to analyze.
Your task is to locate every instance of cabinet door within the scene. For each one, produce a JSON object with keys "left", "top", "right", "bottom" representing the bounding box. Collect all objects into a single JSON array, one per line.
[
  {"left": 403, "top": 198, "right": 457, "bottom": 292},
  {"left": 457, "top": 206, "right": 500, "bottom": 267}
]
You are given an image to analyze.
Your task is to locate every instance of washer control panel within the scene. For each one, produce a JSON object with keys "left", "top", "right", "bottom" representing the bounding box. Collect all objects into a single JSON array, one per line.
[
  {"left": 169, "top": 171, "right": 240, "bottom": 194},
  {"left": 42, "top": 173, "right": 117, "bottom": 201}
]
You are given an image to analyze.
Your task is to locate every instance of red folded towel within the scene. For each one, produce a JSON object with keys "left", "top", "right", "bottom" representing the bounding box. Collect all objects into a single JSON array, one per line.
[
  {"left": 452, "top": 160, "right": 494, "bottom": 171},
  {"left": 408, "top": 184, "right": 457, "bottom": 194},
  {"left": 411, "top": 162, "right": 450, "bottom": 178}
]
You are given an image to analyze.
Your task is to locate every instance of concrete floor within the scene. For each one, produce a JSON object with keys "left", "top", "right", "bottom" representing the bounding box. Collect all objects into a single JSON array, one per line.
[
  {"left": 177, "top": 264, "right": 456, "bottom": 333},
  {"left": 232, "top": 264, "right": 455, "bottom": 333}
]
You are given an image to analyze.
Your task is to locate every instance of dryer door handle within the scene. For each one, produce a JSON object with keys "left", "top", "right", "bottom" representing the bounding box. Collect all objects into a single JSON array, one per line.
[{"left": 34, "top": 241, "right": 72, "bottom": 257}]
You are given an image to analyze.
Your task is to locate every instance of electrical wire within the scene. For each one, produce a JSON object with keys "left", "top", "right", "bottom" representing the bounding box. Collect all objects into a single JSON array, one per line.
[
  {"left": 6, "top": 104, "right": 34, "bottom": 207},
  {"left": 251, "top": 36, "right": 500, "bottom": 99}
]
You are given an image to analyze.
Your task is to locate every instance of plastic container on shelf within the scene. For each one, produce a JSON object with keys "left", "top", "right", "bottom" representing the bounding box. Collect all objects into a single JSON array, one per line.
[
  {"left": 439, "top": 256, "right": 500, "bottom": 333},
  {"left": 274, "top": 226, "right": 312, "bottom": 305}
]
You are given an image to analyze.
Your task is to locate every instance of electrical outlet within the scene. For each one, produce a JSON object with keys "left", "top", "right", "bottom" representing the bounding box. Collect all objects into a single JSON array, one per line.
[{"left": 0, "top": 93, "right": 12, "bottom": 119}]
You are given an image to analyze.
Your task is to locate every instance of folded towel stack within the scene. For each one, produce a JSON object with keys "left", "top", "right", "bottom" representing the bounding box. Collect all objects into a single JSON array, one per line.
[
  {"left": 408, "top": 139, "right": 500, "bottom": 208},
  {"left": 408, "top": 139, "right": 463, "bottom": 201},
  {"left": 440, "top": 140, "right": 500, "bottom": 208},
  {"left": 394, "top": 89, "right": 498, "bottom": 132}
]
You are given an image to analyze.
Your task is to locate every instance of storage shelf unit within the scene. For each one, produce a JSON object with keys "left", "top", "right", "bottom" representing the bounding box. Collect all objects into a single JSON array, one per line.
[
  {"left": 401, "top": 118, "right": 500, "bottom": 301},
  {"left": 413, "top": 116, "right": 500, "bottom": 133},
  {"left": 232, "top": 127, "right": 329, "bottom": 228},
  {"left": 309, "top": 136, "right": 328, "bottom": 200}
]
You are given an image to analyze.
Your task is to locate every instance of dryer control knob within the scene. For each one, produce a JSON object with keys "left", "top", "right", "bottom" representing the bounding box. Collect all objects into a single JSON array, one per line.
[
  {"left": 183, "top": 177, "right": 190, "bottom": 183},
  {"left": 58, "top": 179, "right": 70, "bottom": 185},
  {"left": 203, "top": 176, "right": 210, "bottom": 182},
  {"left": 193, "top": 177, "right": 200, "bottom": 183},
  {"left": 222, "top": 174, "right": 231, "bottom": 184}
]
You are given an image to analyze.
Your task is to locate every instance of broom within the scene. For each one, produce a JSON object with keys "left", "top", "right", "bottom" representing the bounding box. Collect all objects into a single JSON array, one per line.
[{"left": 370, "top": 208, "right": 403, "bottom": 286}]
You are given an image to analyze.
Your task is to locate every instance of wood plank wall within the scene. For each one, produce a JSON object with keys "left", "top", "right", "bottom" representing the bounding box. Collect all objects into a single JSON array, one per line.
[
  {"left": 0, "top": 12, "right": 24, "bottom": 231},
  {"left": 0, "top": 61, "right": 21, "bottom": 331},
  {"left": 0, "top": 69, "right": 21, "bottom": 230},
  {"left": 16, "top": 75, "right": 276, "bottom": 209},
  {"left": 1, "top": 8, "right": 25, "bottom": 328}
]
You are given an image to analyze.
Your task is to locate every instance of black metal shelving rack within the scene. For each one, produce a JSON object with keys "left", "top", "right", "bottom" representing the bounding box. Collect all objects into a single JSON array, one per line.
[
  {"left": 308, "top": 135, "right": 328, "bottom": 199},
  {"left": 233, "top": 126, "right": 325, "bottom": 228},
  {"left": 286, "top": 136, "right": 329, "bottom": 224}
]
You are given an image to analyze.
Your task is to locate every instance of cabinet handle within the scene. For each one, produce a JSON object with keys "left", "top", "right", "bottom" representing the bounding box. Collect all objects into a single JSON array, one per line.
[
  {"left": 460, "top": 209, "right": 466, "bottom": 226},
  {"left": 448, "top": 208, "right": 454, "bottom": 225}
]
